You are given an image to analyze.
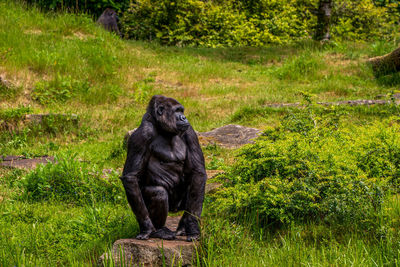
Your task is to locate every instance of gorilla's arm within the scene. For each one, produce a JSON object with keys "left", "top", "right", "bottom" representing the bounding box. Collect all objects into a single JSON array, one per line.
[
  {"left": 178, "top": 126, "right": 207, "bottom": 240},
  {"left": 122, "top": 118, "right": 156, "bottom": 238}
]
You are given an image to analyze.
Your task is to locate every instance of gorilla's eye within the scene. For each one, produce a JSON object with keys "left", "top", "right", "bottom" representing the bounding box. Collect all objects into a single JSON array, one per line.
[
  {"left": 175, "top": 107, "right": 184, "bottom": 113},
  {"left": 157, "top": 106, "right": 164, "bottom": 116}
]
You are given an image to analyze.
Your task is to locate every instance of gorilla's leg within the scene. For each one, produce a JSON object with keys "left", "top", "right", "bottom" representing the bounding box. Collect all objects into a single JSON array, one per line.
[
  {"left": 142, "top": 186, "right": 175, "bottom": 240},
  {"left": 121, "top": 175, "right": 155, "bottom": 240}
]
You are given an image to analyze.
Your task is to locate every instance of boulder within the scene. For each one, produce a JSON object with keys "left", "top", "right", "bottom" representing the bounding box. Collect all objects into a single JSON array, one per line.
[
  {"left": 99, "top": 237, "right": 197, "bottom": 267},
  {"left": 99, "top": 217, "right": 198, "bottom": 267},
  {"left": 197, "top": 124, "right": 262, "bottom": 148},
  {"left": 0, "top": 155, "right": 54, "bottom": 169},
  {"left": 124, "top": 125, "right": 262, "bottom": 150}
]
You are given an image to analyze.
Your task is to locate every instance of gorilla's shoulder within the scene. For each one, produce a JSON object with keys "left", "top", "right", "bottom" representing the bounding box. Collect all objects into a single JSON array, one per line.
[{"left": 129, "top": 114, "right": 157, "bottom": 145}]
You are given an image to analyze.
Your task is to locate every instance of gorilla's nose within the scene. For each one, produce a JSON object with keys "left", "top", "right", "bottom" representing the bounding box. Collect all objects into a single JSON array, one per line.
[{"left": 179, "top": 115, "right": 187, "bottom": 121}]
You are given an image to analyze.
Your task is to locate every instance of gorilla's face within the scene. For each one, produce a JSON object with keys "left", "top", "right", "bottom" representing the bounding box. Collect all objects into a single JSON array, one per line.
[
  {"left": 151, "top": 95, "right": 190, "bottom": 134},
  {"left": 174, "top": 105, "right": 189, "bottom": 132}
]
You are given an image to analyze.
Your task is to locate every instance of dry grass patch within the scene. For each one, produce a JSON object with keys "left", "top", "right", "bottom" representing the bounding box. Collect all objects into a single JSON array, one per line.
[{"left": 24, "top": 29, "right": 42, "bottom": 35}]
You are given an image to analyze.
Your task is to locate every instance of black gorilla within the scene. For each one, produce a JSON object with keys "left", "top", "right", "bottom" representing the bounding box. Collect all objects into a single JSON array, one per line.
[
  {"left": 121, "top": 95, "right": 207, "bottom": 241},
  {"left": 96, "top": 8, "right": 121, "bottom": 37}
]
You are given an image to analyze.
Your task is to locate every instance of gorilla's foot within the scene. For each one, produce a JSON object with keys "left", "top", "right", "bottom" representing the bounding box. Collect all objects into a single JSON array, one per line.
[
  {"left": 150, "top": 227, "right": 176, "bottom": 240},
  {"left": 136, "top": 230, "right": 152, "bottom": 240},
  {"left": 186, "top": 234, "right": 200, "bottom": 242},
  {"left": 175, "top": 228, "right": 185, "bottom": 236}
]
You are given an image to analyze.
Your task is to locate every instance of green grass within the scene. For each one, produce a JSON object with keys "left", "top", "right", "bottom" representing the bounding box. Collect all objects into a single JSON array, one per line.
[{"left": 2, "top": 0, "right": 400, "bottom": 266}]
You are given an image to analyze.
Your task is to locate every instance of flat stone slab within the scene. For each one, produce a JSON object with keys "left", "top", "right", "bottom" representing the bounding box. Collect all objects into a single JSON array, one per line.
[
  {"left": 0, "top": 155, "right": 54, "bottom": 169},
  {"left": 197, "top": 124, "right": 262, "bottom": 148},
  {"left": 124, "top": 124, "right": 262, "bottom": 149},
  {"left": 99, "top": 217, "right": 197, "bottom": 267}
]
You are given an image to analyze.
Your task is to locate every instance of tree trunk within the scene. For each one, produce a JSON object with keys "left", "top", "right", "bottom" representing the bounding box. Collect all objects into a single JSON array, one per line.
[
  {"left": 368, "top": 47, "right": 400, "bottom": 76},
  {"left": 315, "top": 0, "right": 332, "bottom": 41}
]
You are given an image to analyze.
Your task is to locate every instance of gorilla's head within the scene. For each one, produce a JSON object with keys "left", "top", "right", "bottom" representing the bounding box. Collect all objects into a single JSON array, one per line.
[{"left": 147, "top": 95, "right": 189, "bottom": 134}]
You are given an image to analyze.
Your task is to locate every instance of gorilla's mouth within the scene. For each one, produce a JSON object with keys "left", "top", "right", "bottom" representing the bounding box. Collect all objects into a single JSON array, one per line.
[{"left": 177, "top": 122, "right": 189, "bottom": 131}]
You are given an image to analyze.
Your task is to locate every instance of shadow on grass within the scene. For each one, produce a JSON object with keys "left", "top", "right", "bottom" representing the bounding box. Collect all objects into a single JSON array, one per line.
[
  {"left": 133, "top": 40, "right": 326, "bottom": 66},
  {"left": 376, "top": 72, "right": 400, "bottom": 87}
]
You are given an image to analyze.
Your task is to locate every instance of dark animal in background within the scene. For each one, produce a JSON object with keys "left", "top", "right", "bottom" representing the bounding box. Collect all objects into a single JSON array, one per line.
[
  {"left": 121, "top": 95, "right": 207, "bottom": 241},
  {"left": 96, "top": 8, "right": 121, "bottom": 37}
]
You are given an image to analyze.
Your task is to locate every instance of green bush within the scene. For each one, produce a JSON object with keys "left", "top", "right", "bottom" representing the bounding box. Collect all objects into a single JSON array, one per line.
[
  {"left": 209, "top": 108, "right": 400, "bottom": 230},
  {"left": 22, "top": 153, "right": 124, "bottom": 204},
  {"left": 121, "top": 0, "right": 399, "bottom": 47},
  {"left": 331, "top": 0, "right": 399, "bottom": 41},
  {"left": 24, "top": 0, "right": 130, "bottom": 17},
  {"left": 121, "top": 0, "right": 316, "bottom": 47},
  {"left": 32, "top": 76, "right": 90, "bottom": 105}
]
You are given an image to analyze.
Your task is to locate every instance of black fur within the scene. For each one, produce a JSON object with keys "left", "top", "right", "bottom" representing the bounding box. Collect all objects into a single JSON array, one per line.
[
  {"left": 121, "top": 95, "right": 207, "bottom": 241},
  {"left": 96, "top": 8, "right": 121, "bottom": 37}
]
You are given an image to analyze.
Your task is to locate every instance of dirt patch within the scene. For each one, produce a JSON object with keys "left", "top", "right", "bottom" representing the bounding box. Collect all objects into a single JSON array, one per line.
[
  {"left": 64, "top": 31, "right": 94, "bottom": 40},
  {"left": 324, "top": 53, "right": 353, "bottom": 67}
]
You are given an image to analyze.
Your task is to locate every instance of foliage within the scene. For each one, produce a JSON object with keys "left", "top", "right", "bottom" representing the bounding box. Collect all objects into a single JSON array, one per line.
[
  {"left": 209, "top": 106, "right": 400, "bottom": 231},
  {"left": 32, "top": 75, "right": 90, "bottom": 105},
  {"left": 121, "top": 0, "right": 399, "bottom": 47},
  {"left": 121, "top": 0, "right": 317, "bottom": 47},
  {"left": 331, "top": 0, "right": 399, "bottom": 41},
  {"left": 24, "top": 0, "right": 130, "bottom": 17},
  {"left": 21, "top": 153, "right": 124, "bottom": 204}
]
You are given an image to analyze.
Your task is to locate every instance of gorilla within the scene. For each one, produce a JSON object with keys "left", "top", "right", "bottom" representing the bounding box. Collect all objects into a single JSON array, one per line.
[
  {"left": 96, "top": 8, "right": 121, "bottom": 37},
  {"left": 121, "top": 95, "right": 207, "bottom": 241}
]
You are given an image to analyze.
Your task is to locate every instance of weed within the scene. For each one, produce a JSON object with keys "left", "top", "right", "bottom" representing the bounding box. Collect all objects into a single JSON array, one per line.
[
  {"left": 21, "top": 152, "right": 124, "bottom": 204},
  {"left": 32, "top": 75, "right": 90, "bottom": 105}
]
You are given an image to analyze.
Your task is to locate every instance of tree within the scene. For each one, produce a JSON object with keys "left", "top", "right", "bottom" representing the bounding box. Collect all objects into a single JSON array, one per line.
[{"left": 315, "top": 0, "right": 332, "bottom": 41}]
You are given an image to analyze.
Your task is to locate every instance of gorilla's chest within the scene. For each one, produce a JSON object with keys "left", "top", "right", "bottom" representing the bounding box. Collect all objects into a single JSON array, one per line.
[
  {"left": 147, "top": 135, "right": 187, "bottom": 189},
  {"left": 149, "top": 135, "right": 187, "bottom": 163}
]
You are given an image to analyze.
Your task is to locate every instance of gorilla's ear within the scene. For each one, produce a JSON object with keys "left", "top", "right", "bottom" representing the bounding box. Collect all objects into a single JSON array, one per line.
[{"left": 157, "top": 105, "right": 164, "bottom": 116}]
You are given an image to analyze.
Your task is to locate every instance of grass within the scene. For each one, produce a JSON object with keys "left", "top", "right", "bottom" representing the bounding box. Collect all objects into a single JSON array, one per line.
[{"left": 1, "top": 0, "right": 400, "bottom": 266}]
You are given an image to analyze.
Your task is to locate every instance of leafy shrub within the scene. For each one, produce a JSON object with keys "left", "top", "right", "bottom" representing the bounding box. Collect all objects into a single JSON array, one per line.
[
  {"left": 121, "top": 0, "right": 316, "bottom": 47},
  {"left": 32, "top": 76, "right": 90, "bottom": 105},
  {"left": 209, "top": 108, "right": 400, "bottom": 230},
  {"left": 25, "top": 0, "right": 130, "bottom": 17},
  {"left": 22, "top": 153, "right": 124, "bottom": 204},
  {"left": 331, "top": 0, "right": 398, "bottom": 41},
  {"left": 121, "top": 0, "right": 399, "bottom": 47}
]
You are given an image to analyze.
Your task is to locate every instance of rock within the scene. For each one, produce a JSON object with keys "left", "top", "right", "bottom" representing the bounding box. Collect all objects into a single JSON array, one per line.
[
  {"left": 100, "top": 237, "right": 197, "bottom": 267},
  {"left": 0, "top": 155, "right": 54, "bottom": 169},
  {"left": 124, "top": 125, "right": 262, "bottom": 149},
  {"left": 205, "top": 170, "right": 223, "bottom": 179},
  {"left": 99, "top": 217, "right": 198, "bottom": 267},
  {"left": 205, "top": 170, "right": 223, "bottom": 194},
  {"left": 197, "top": 124, "right": 262, "bottom": 148},
  {"left": 205, "top": 182, "right": 221, "bottom": 194}
]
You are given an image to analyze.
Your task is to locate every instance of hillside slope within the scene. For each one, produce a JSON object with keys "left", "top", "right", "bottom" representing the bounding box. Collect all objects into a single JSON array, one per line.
[{"left": 1, "top": 0, "right": 399, "bottom": 162}]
